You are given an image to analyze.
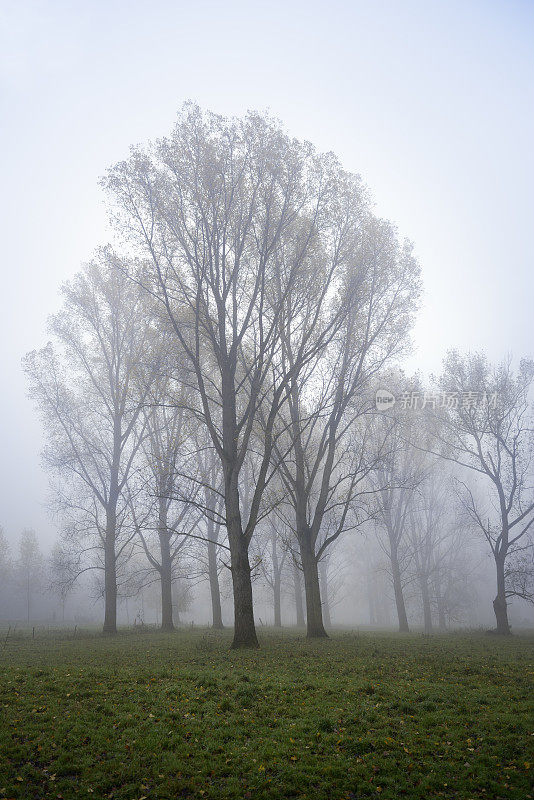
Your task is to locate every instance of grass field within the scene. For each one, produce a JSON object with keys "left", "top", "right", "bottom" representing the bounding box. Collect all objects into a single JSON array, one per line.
[{"left": 0, "top": 628, "right": 532, "bottom": 799}]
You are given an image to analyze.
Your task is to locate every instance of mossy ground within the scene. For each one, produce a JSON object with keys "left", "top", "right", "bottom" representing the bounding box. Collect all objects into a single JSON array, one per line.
[{"left": 0, "top": 628, "right": 532, "bottom": 799}]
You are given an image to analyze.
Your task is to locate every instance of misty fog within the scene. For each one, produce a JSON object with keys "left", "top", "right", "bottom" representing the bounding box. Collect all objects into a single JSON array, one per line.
[{"left": 1, "top": 4, "right": 533, "bottom": 800}]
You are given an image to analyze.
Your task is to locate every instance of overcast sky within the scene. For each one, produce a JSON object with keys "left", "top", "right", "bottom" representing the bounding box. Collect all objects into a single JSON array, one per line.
[{"left": 1, "top": 0, "right": 533, "bottom": 550}]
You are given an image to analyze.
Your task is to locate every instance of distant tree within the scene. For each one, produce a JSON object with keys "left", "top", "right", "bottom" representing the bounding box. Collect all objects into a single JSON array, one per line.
[
  {"left": 439, "top": 353, "right": 534, "bottom": 634},
  {"left": 0, "top": 527, "right": 12, "bottom": 615},
  {"left": 430, "top": 524, "right": 480, "bottom": 629},
  {"left": 16, "top": 529, "right": 42, "bottom": 623},
  {"left": 406, "top": 471, "right": 462, "bottom": 634},
  {"left": 48, "top": 541, "right": 78, "bottom": 622},
  {"left": 130, "top": 372, "right": 199, "bottom": 632},
  {"left": 254, "top": 518, "right": 288, "bottom": 627},
  {"left": 24, "top": 252, "right": 159, "bottom": 633},
  {"left": 194, "top": 439, "right": 227, "bottom": 630},
  {"left": 368, "top": 395, "right": 430, "bottom": 633}
]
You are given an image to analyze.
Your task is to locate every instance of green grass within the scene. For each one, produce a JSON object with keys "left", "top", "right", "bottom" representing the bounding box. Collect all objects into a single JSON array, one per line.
[{"left": 0, "top": 629, "right": 532, "bottom": 799}]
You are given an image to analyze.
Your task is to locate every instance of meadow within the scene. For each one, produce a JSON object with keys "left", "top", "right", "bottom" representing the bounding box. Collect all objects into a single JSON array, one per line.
[{"left": 0, "top": 628, "right": 532, "bottom": 799}]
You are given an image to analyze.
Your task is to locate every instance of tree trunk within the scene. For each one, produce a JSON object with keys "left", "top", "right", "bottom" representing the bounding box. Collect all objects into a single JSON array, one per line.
[
  {"left": 300, "top": 537, "right": 327, "bottom": 638},
  {"left": 160, "top": 562, "right": 174, "bottom": 631},
  {"left": 493, "top": 553, "right": 511, "bottom": 634},
  {"left": 222, "top": 365, "right": 258, "bottom": 648},
  {"left": 172, "top": 581, "right": 182, "bottom": 624},
  {"left": 420, "top": 574, "right": 432, "bottom": 634},
  {"left": 158, "top": 497, "right": 174, "bottom": 632},
  {"left": 273, "top": 573, "right": 282, "bottom": 627},
  {"left": 225, "top": 475, "right": 258, "bottom": 647},
  {"left": 390, "top": 542, "right": 409, "bottom": 633},
  {"left": 435, "top": 586, "right": 447, "bottom": 631},
  {"left": 366, "top": 563, "right": 377, "bottom": 626},
  {"left": 103, "top": 502, "right": 118, "bottom": 634},
  {"left": 319, "top": 558, "right": 332, "bottom": 628},
  {"left": 293, "top": 562, "right": 305, "bottom": 626},
  {"left": 207, "top": 527, "right": 224, "bottom": 629},
  {"left": 272, "top": 530, "right": 282, "bottom": 627},
  {"left": 229, "top": 532, "right": 258, "bottom": 647},
  {"left": 103, "top": 426, "right": 121, "bottom": 635}
]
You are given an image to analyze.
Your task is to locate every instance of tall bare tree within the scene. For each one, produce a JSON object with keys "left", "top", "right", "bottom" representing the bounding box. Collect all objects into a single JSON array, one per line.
[
  {"left": 369, "top": 400, "right": 430, "bottom": 633},
  {"left": 438, "top": 352, "right": 534, "bottom": 634},
  {"left": 24, "top": 252, "right": 158, "bottom": 633},
  {"left": 131, "top": 374, "right": 199, "bottom": 631},
  {"left": 254, "top": 518, "right": 288, "bottom": 627},
  {"left": 103, "top": 104, "right": 370, "bottom": 646},
  {"left": 405, "top": 470, "right": 462, "bottom": 634},
  {"left": 274, "top": 219, "right": 421, "bottom": 637}
]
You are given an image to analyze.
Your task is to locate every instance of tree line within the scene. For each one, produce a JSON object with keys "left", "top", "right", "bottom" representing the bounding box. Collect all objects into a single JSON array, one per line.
[{"left": 22, "top": 105, "right": 534, "bottom": 645}]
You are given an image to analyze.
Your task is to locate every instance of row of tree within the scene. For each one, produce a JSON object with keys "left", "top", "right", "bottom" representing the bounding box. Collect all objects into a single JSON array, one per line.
[
  {"left": 23, "top": 105, "right": 534, "bottom": 645},
  {"left": 0, "top": 528, "right": 47, "bottom": 622}
]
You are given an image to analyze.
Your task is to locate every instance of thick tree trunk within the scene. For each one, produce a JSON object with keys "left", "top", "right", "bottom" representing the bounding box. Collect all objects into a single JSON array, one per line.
[
  {"left": 229, "top": 532, "right": 258, "bottom": 647},
  {"left": 207, "top": 528, "right": 224, "bottom": 629},
  {"left": 158, "top": 497, "right": 174, "bottom": 632},
  {"left": 222, "top": 365, "right": 258, "bottom": 648},
  {"left": 293, "top": 562, "right": 305, "bottom": 626},
  {"left": 160, "top": 563, "right": 174, "bottom": 631},
  {"left": 390, "top": 542, "right": 409, "bottom": 633},
  {"left": 300, "top": 537, "right": 327, "bottom": 638},
  {"left": 225, "top": 476, "right": 258, "bottom": 648},
  {"left": 319, "top": 558, "right": 331, "bottom": 628},
  {"left": 420, "top": 574, "right": 432, "bottom": 634},
  {"left": 493, "top": 554, "right": 511, "bottom": 634},
  {"left": 103, "top": 504, "right": 117, "bottom": 634},
  {"left": 158, "top": 545, "right": 173, "bottom": 632}
]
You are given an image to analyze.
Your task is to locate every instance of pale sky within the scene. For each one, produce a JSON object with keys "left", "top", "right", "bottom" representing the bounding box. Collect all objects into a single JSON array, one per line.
[{"left": 1, "top": 0, "right": 533, "bottom": 549}]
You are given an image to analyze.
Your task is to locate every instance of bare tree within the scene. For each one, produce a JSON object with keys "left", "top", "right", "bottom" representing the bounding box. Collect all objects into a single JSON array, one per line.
[
  {"left": 369, "top": 402, "right": 430, "bottom": 632},
  {"left": 318, "top": 553, "right": 332, "bottom": 628},
  {"left": 438, "top": 352, "right": 534, "bottom": 634},
  {"left": 254, "top": 518, "right": 288, "bottom": 627},
  {"left": 406, "top": 471, "right": 461, "bottom": 634},
  {"left": 103, "top": 104, "right": 372, "bottom": 647},
  {"left": 131, "top": 374, "right": 199, "bottom": 631},
  {"left": 16, "top": 529, "right": 42, "bottom": 623},
  {"left": 0, "top": 527, "right": 12, "bottom": 614},
  {"left": 274, "top": 219, "right": 421, "bottom": 638},
  {"left": 430, "top": 524, "right": 481, "bottom": 630},
  {"left": 24, "top": 252, "right": 158, "bottom": 633},
  {"left": 48, "top": 541, "right": 77, "bottom": 621},
  {"left": 194, "top": 440, "right": 227, "bottom": 629}
]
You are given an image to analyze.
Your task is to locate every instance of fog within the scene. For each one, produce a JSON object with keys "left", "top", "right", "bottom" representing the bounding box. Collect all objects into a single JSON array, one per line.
[
  {"left": 1, "top": 1, "right": 533, "bottom": 637},
  {"left": 2, "top": 8, "right": 534, "bottom": 800}
]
